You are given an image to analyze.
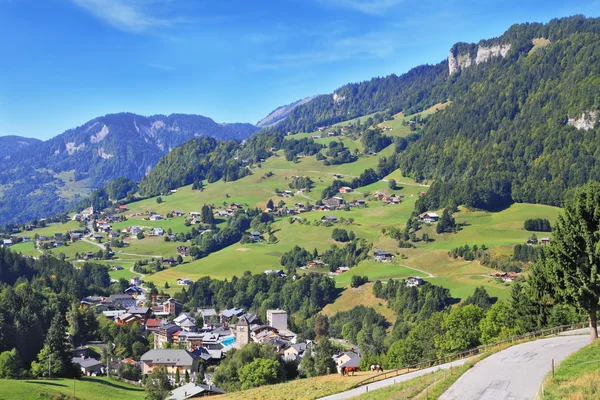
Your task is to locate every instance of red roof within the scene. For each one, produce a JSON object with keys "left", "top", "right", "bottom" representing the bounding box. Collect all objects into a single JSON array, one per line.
[
  {"left": 145, "top": 319, "right": 161, "bottom": 328},
  {"left": 119, "top": 205, "right": 128, "bottom": 209}
]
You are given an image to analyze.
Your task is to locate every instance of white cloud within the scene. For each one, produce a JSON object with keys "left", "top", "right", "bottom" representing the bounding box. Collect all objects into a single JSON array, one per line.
[
  {"left": 318, "top": 0, "right": 404, "bottom": 15},
  {"left": 251, "top": 30, "right": 405, "bottom": 69},
  {"left": 71, "top": 0, "right": 183, "bottom": 33}
]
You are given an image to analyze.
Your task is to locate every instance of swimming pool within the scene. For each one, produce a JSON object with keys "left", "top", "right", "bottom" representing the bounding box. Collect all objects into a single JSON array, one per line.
[{"left": 221, "top": 336, "right": 236, "bottom": 346}]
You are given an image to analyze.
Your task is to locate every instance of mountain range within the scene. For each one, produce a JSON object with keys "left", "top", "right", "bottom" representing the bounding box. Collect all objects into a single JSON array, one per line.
[{"left": 0, "top": 113, "right": 259, "bottom": 225}]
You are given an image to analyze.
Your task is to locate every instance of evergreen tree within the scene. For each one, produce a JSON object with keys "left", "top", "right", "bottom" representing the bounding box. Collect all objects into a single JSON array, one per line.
[
  {"left": 535, "top": 183, "right": 600, "bottom": 342},
  {"left": 300, "top": 349, "right": 316, "bottom": 377},
  {"left": 201, "top": 204, "right": 215, "bottom": 226},
  {"left": 146, "top": 365, "right": 172, "bottom": 400},
  {"left": 313, "top": 337, "right": 336, "bottom": 376}
]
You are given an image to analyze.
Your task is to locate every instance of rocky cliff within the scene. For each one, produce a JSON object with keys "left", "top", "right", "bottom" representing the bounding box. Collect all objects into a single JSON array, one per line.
[{"left": 448, "top": 44, "right": 511, "bottom": 75}]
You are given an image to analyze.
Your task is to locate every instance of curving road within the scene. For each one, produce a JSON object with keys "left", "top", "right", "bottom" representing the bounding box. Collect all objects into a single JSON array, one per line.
[
  {"left": 318, "top": 358, "right": 472, "bottom": 400},
  {"left": 439, "top": 334, "right": 592, "bottom": 400}
]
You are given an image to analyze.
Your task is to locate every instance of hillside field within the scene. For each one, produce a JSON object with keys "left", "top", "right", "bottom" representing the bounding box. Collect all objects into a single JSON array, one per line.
[
  {"left": 8, "top": 124, "right": 561, "bottom": 315},
  {"left": 0, "top": 377, "right": 145, "bottom": 400}
]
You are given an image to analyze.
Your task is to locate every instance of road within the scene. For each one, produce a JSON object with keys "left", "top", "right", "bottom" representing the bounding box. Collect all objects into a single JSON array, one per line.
[
  {"left": 318, "top": 358, "right": 472, "bottom": 400},
  {"left": 439, "top": 335, "right": 591, "bottom": 400}
]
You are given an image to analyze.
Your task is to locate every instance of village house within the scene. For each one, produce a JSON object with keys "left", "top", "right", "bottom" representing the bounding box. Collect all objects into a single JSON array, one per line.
[
  {"left": 354, "top": 199, "right": 366, "bottom": 206},
  {"left": 149, "top": 214, "right": 163, "bottom": 221},
  {"left": 162, "top": 257, "right": 177, "bottom": 267},
  {"left": 373, "top": 250, "right": 394, "bottom": 262},
  {"left": 248, "top": 231, "right": 262, "bottom": 241},
  {"left": 220, "top": 307, "right": 246, "bottom": 324},
  {"left": 177, "top": 277, "right": 192, "bottom": 286},
  {"left": 107, "top": 293, "right": 136, "bottom": 309},
  {"left": 177, "top": 246, "right": 190, "bottom": 257},
  {"left": 339, "top": 186, "right": 353, "bottom": 194},
  {"left": 197, "top": 308, "right": 218, "bottom": 327},
  {"left": 405, "top": 276, "right": 424, "bottom": 287},
  {"left": 306, "top": 260, "right": 325, "bottom": 268},
  {"left": 172, "top": 210, "right": 185, "bottom": 217},
  {"left": 152, "top": 227, "right": 165, "bottom": 236},
  {"left": 419, "top": 212, "right": 439, "bottom": 223},
  {"left": 154, "top": 322, "right": 181, "bottom": 349},
  {"left": 2, "top": 239, "right": 12, "bottom": 248},
  {"left": 167, "top": 382, "right": 226, "bottom": 399},
  {"left": 336, "top": 266, "right": 350, "bottom": 273},
  {"left": 72, "top": 357, "right": 103, "bottom": 376},
  {"left": 140, "top": 349, "right": 201, "bottom": 376},
  {"left": 118, "top": 205, "right": 128, "bottom": 211},
  {"left": 323, "top": 197, "right": 344, "bottom": 209},
  {"left": 321, "top": 215, "right": 338, "bottom": 222},
  {"left": 264, "top": 269, "right": 286, "bottom": 277},
  {"left": 541, "top": 237, "right": 551, "bottom": 245},
  {"left": 334, "top": 349, "right": 362, "bottom": 374}
]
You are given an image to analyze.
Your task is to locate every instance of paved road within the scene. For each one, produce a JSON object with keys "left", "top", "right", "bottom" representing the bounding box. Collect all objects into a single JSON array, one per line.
[
  {"left": 318, "top": 358, "right": 472, "bottom": 400},
  {"left": 439, "top": 335, "right": 591, "bottom": 400}
]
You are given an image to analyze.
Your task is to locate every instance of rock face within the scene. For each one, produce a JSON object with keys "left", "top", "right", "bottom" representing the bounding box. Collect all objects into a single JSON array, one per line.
[
  {"left": 448, "top": 44, "right": 511, "bottom": 75},
  {"left": 567, "top": 111, "right": 598, "bottom": 130},
  {"left": 256, "top": 96, "right": 318, "bottom": 128}
]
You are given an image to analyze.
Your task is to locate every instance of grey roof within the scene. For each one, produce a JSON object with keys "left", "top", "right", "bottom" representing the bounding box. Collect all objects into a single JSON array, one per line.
[
  {"left": 72, "top": 357, "right": 102, "bottom": 369},
  {"left": 168, "top": 383, "right": 225, "bottom": 400},
  {"left": 127, "top": 306, "right": 149, "bottom": 314},
  {"left": 140, "top": 350, "right": 198, "bottom": 367},
  {"left": 339, "top": 350, "right": 362, "bottom": 368},
  {"left": 220, "top": 307, "right": 245, "bottom": 318},
  {"left": 198, "top": 308, "right": 217, "bottom": 317},
  {"left": 109, "top": 294, "right": 133, "bottom": 300}
]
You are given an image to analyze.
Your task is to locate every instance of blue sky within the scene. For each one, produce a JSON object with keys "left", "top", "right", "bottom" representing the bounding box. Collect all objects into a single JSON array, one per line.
[{"left": 1, "top": 0, "right": 598, "bottom": 139}]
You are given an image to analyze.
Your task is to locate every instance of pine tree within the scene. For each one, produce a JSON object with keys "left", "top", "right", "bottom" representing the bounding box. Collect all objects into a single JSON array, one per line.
[
  {"left": 536, "top": 183, "right": 600, "bottom": 342},
  {"left": 175, "top": 368, "right": 180, "bottom": 384}
]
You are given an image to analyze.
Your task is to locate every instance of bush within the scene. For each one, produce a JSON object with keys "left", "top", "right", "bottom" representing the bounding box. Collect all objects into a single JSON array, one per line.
[{"left": 523, "top": 218, "right": 551, "bottom": 232}]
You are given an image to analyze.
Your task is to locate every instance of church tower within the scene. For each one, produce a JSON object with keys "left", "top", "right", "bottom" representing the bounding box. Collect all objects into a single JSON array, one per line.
[{"left": 235, "top": 316, "right": 250, "bottom": 349}]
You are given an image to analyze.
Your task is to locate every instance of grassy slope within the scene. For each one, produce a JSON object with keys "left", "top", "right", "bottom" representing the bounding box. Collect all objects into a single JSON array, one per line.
[
  {"left": 0, "top": 377, "right": 145, "bottom": 400},
  {"left": 321, "top": 282, "right": 397, "bottom": 325},
  {"left": 13, "top": 118, "right": 561, "bottom": 306},
  {"left": 541, "top": 339, "right": 600, "bottom": 399}
]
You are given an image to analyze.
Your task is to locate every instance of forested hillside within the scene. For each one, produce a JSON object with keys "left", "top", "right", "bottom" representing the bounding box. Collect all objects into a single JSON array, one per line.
[{"left": 0, "top": 136, "right": 41, "bottom": 159}]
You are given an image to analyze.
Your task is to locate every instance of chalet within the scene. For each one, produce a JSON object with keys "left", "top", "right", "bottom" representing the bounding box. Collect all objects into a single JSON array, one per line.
[
  {"left": 284, "top": 342, "right": 314, "bottom": 362},
  {"left": 220, "top": 307, "right": 245, "bottom": 324},
  {"left": 54, "top": 241, "right": 64, "bottom": 247},
  {"left": 323, "top": 197, "right": 344, "bottom": 208},
  {"left": 339, "top": 186, "right": 353, "bottom": 194},
  {"left": 333, "top": 174, "right": 343, "bottom": 179},
  {"left": 2, "top": 239, "right": 12, "bottom": 248},
  {"left": 405, "top": 276, "right": 424, "bottom": 287},
  {"left": 140, "top": 349, "right": 200, "bottom": 376},
  {"left": 177, "top": 278, "right": 192, "bottom": 286},
  {"left": 215, "top": 210, "right": 231, "bottom": 218},
  {"left": 92, "top": 234, "right": 103, "bottom": 242},
  {"left": 306, "top": 260, "right": 325, "bottom": 268},
  {"left": 25, "top": 224, "right": 36, "bottom": 231},
  {"left": 72, "top": 214, "right": 82, "bottom": 221},
  {"left": 327, "top": 132, "right": 337, "bottom": 137},
  {"left": 264, "top": 269, "right": 286, "bottom": 277},
  {"left": 336, "top": 267, "right": 350, "bottom": 273},
  {"left": 162, "top": 257, "right": 177, "bottom": 267},
  {"left": 334, "top": 350, "right": 362, "bottom": 373},
  {"left": 167, "top": 382, "right": 226, "bottom": 399},
  {"left": 54, "top": 233, "right": 63, "bottom": 239},
  {"left": 23, "top": 237, "right": 31, "bottom": 242},
  {"left": 419, "top": 212, "right": 439, "bottom": 223},
  {"left": 374, "top": 250, "right": 394, "bottom": 262},
  {"left": 149, "top": 214, "right": 163, "bottom": 221},
  {"left": 249, "top": 231, "right": 262, "bottom": 241},
  {"left": 229, "top": 203, "right": 242, "bottom": 209},
  {"left": 354, "top": 199, "right": 366, "bottom": 206},
  {"left": 127, "top": 306, "right": 151, "bottom": 318},
  {"left": 108, "top": 294, "right": 136, "bottom": 309},
  {"left": 541, "top": 237, "right": 551, "bottom": 245},
  {"left": 70, "top": 233, "right": 82, "bottom": 241},
  {"left": 118, "top": 205, "right": 128, "bottom": 211},
  {"left": 177, "top": 246, "right": 190, "bottom": 257},
  {"left": 39, "top": 235, "right": 47, "bottom": 241},
  {"left": 72, "top": 357, "right": 103, "bottom": 376},
  {"left": 198, "top": 309, "right": 218, "bottom": 327},
  {"left": 321, "top": 215, "right": 338, "bottom": 222},
  {"left": 311, "top": 135, "right": 321, "bottom": 139},
  {"left": 152, "top": 227, "right": 165, "bottom": 236},
  {"left": 129, "top": 226, "right": 142, "bottom": 235},
  {"left": 113, "top": 265, "right": 124, "bottom": 271},
  {"left": 172, "top": 210, "right": 185, "bottom": 217},
  {"left": 84, "top": 252, "right": 94, "bottom": 260},
  {"left": 116, "top": 312, "right": 145, "bottom": 326},
  {"left": 174, "top": 314, "right": 197, "bottom": 332},
  {"left": 109, "top": 231, "right": 120, "bottom": 238},
  {"left": 189, "top": 212, "right": 201, "bottom": 218},
  {"left": 392, "top": 197, "right": 400, "bottom": 204},
  {"left": 97, "top": 223, "right": 111, "bottom": 232}
]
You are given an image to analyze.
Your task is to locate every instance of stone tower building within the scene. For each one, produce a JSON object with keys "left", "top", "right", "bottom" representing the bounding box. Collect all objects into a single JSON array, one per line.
[{"left": 235, "top": 316, "right": 250, "bottom": 349}]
